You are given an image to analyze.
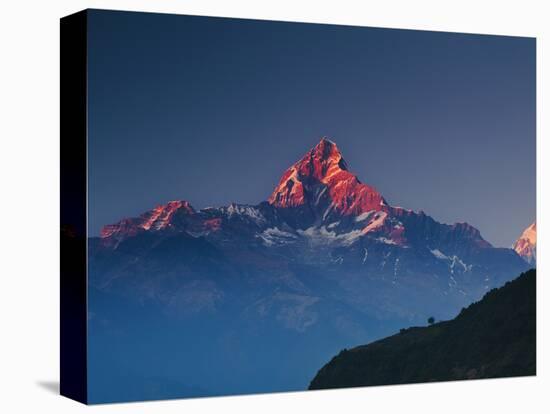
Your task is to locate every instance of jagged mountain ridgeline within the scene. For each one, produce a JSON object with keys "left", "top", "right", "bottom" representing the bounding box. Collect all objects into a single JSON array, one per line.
[{"left": 88, "top": 138, "right": 529, "bottom": 402}]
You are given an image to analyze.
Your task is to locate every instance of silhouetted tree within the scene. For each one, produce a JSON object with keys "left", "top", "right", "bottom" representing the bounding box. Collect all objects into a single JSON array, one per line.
[{"left": 428, "top": 316, "right": 435, "bottom": 325}]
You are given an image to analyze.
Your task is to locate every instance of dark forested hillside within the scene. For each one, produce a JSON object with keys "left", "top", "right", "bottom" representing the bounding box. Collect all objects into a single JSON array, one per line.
[{"left": 309, "top": 269, "right": 536, "bottom": 390}]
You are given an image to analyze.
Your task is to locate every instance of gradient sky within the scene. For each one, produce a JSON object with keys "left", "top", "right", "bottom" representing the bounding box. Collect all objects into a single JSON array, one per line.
[{"left": 87, "top": 10, "right": 535, "bottom": 247}]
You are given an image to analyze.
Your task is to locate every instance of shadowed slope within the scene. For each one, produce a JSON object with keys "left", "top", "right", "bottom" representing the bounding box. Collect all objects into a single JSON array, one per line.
[{"left": 309, "top": 269, "right": 536, "bottom": 390}]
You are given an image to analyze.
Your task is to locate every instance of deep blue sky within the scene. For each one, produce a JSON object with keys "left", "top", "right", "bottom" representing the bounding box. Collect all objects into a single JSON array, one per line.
[{"left": 87, "top": 9, "right": 535, "bottom": 247}]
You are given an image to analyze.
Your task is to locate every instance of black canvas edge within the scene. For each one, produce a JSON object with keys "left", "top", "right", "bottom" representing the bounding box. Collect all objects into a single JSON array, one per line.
[{"left": 60, "top": 9, "right": 88, "bottom": 405}]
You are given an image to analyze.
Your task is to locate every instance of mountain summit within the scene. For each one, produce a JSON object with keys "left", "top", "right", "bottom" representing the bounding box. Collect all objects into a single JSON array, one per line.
[
  {"left": 268, "top": 138, "right": 386, "bottom": 217},
  {"left": 513, "top": 222, "right": 536, "bottom": 265}
]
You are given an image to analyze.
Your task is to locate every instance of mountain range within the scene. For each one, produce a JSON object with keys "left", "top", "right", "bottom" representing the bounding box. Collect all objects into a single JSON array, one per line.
[{"left": 88, "top": 137, "right": 529, "bottom": 402}]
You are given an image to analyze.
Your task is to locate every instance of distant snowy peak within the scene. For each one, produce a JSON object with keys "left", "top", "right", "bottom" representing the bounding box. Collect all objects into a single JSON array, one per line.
[
  {"left": 220, "top": 203, "right": 267, "bottom": 225},
  {"left": 268, "top": 137, "right": 387, "bottom": 216},
  {"left": 513, "top": 222, "right": 536, "bottom": 265}
]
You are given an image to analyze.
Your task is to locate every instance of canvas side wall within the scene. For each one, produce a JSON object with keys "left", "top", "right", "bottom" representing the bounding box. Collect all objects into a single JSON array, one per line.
[{"left": 60, "top": 9, "right": 88, "bottom": 404}]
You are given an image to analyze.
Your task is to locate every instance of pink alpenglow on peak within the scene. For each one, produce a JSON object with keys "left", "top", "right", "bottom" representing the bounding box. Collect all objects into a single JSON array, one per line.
[
  {"left": 100, "top": 200, "right": 195, "bottom": 239},
  {"left": 513, "top": 222, "right": 536, "bottom": 265},
  {"left": 140, "top": 200, "right": 194, "bottom": 231},
  {"left": 268, "top": 137, "right": 387, "bottom": 216}
]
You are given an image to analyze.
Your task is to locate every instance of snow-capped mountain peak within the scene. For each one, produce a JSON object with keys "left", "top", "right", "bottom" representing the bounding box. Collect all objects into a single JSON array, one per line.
[
  {"left": 100, "top": 200, "right": 194, "bottom": 240},
  {"left": 513, "top": 222, "right": 536, "bottom": 265},
  {"left": 268, "top": 137, "right": 386, "bottom": 217}
]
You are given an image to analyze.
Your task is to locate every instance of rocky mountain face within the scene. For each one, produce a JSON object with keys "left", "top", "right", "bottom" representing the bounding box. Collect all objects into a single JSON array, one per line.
[
  {"left": 513, "top": 222, "right": 536, "bottom": 266},
  {"left": 88, "top": 138, "right": 528, "bottom": 402}
]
